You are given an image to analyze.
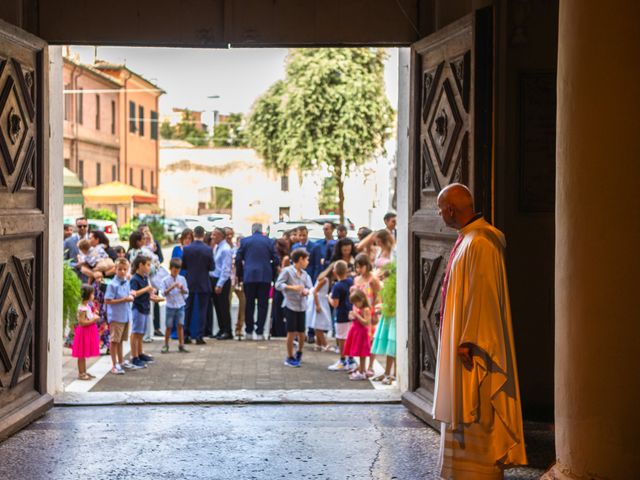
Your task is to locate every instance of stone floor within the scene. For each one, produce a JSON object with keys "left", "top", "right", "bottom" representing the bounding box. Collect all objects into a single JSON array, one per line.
[{"left": 0, "top": 405, "right": 550, "bottom": 480}]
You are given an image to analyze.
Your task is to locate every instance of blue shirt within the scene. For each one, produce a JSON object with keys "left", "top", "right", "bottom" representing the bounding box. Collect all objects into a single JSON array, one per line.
[
  {"left": 309, "top": 239, "right": 336, "bottom": 281},
  {"left": 104, "top": 277, "right": 132, "bottom": 323},
  {"left": 331, "top": 277, "right": 353, "bottom": 323},
  {"left": 130, "top": 273, "right": 151, "bottom": 314},
  {"left": 291, "top": 240, "right": 315, "bottom": 276},
  {"left": 210, "top": 241, "right": 232, "bottom": 288}
]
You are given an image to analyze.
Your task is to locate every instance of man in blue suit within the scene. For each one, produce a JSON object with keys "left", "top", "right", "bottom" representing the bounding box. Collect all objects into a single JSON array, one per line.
[
  {"left": 236, "top": 223, "right": 279, "bottom": 339},
  {"left": 308, "top": 222, "right": 336, "bottom": 282},
  {"left": 291, "top": 225, "right": 315, "bottom": 276},
  {"left": 182, "top": 226, "right": 215, "bottom": 344}
]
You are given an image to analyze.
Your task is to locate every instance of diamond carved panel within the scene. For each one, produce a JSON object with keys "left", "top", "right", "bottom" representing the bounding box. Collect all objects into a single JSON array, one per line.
[
  {"left": 0, "top": 266, "right": 32, "bottom": 389},
  {"left": 418, "top": 255, "right": 442, "bottom": 381},
  {"left": 427, "top": 79, "right": 462, "bottom": 176},
  {"left": 0, "top": 56, "right": 36, "bottom": 194}
]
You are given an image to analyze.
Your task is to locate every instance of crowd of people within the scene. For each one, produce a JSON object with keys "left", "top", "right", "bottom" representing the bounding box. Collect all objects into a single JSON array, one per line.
[{"left": 63, "top": 212, "right": 398, "bottom": 383}]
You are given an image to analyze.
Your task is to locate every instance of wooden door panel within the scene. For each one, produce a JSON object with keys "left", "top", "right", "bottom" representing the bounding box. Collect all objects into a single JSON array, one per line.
[
  {"left": 403, "top": 9, "right": 492, "bottom": 426},
  {"left": 0, "top": 20, "right": 51, "bottom": 441}
]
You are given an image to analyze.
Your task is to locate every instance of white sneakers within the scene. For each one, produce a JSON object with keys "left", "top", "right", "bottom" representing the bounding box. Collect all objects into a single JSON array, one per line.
[
  {"left": 110, "top": 364, "right": 125, "bottom": 375},
  {"left": 328, "top": 359, "right": 347, "bottom": 371}
]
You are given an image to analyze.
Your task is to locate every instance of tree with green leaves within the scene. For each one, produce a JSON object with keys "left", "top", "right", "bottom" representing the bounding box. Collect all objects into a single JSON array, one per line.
[
  {"left": 247, "top": 48, "right": 394, "bottom": 223},
  {"left": 175, "top": 109, "right": 209, "bottom": 146},
  {"left": 318, "top": 177, "right": 339, "bottom": 214},
  {"left": 160, "top": 119, "right": 175, "bottom": 139},
  {"left": 213, "top": 113, "right": 249, "bottom": 147}
]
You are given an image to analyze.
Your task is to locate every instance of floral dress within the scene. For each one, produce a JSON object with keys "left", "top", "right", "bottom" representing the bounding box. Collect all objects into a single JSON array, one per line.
[{"left": 93, "top": 282, "right": 109, "bottom": 352}]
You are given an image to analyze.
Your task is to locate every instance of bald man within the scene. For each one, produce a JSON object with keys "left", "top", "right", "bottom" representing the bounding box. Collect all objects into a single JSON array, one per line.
[{"left": 433, "top": 183, "right": 527, "bottom": 479}]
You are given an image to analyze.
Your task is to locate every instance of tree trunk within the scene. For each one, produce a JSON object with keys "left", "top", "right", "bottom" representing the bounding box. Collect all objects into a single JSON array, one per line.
[{"left": 336, "top": 160, "right": 345, "bottom": 225}]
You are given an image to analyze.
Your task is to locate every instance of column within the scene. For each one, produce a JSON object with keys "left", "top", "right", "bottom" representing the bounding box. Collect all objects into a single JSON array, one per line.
[{"left": 550, "top": 0, "right": 640, "bottom": 478}]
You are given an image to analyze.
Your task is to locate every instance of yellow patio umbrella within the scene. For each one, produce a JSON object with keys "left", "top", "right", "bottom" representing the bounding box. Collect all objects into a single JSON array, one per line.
[{"left": 83, "top": 181, "right": 157, "bottom": 219}]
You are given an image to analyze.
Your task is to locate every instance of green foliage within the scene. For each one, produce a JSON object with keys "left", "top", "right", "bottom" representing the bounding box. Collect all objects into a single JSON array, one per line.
[
  {"left": 118, "top": 219, "right": 140, "bottom": 241},
  {"left": 84, "top": 207, "right": 117, "bottom": 222},
  {"left": 381, "top": 260, "right": 396, "bottom": 318},
  {"left": 63, "top": 262, "right": 81, "bottom": 330},
  {"left": 160, "top": 119, "right": 176, "bottom": 139},
  {"left": 318, "top": 177, "right": 338, "bottom": 214},
  {"left": 213, "top": 113, "right": 249, "bottom": 147},
  {"left": 119, "top": 218, "right": 167, "bottom": 244},
  {"left": 146, "top": 219, "right": 167, "bottom": 244},
  {"left": 246, "top": 80, "right": 288, "bottom": 172},
  {"left": 247, "top": 48, "right": 395, "bottom": 222},
  {"left": 163, "top": 110, "right": 210, "bottom": 146}
]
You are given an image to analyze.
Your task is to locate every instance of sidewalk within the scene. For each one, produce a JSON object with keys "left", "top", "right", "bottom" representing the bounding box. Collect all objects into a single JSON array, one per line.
[{"left": 63, "top": 337, "right": 391, "bottom": 392}]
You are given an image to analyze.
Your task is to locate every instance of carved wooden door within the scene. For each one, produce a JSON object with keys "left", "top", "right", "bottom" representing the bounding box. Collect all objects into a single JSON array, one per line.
[
  {"left": 0, "top": 20, "right": 52, "bottom": 441},
  {"left": 402, "top": 9, "right": 493, "bottom": 426}
]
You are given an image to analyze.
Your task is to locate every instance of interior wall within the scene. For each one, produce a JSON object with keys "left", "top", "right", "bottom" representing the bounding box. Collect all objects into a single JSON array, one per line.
[
  {"left": 395, "top": 48, "right": 411, "bottom": 392},
  {"left": 494, "top": 0, "right": 558, "bottom": 420},
  {"left": 47, "top": 46, "right": 64, "bottom": 394}
]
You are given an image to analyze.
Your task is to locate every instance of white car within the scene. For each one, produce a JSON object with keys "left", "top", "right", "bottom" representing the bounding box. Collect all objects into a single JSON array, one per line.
[
  {"left": 267, "top": 221, "right": 325, "bottom": 242},
  {"left": 87, "top": 219, "right": 120, "bottom": 247},
  {"left": 174, "top": 216, "right": 217, "bottom": 232}
]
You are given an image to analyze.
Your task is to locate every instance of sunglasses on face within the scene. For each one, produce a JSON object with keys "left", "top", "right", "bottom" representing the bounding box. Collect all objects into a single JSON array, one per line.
[{"left": 77, "top": 224, "right": 88, "bottom": 229}]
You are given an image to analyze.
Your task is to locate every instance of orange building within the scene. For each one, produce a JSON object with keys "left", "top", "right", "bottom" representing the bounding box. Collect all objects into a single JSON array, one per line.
[
  {"left": 63, "top": 57, "right": 121, "bottom": 189},
  {"left": 63, "top": 57, "right": 164, "bottom": 223},
  {"left": 94, "top": 61, "right": 164, "bottom": 220}
]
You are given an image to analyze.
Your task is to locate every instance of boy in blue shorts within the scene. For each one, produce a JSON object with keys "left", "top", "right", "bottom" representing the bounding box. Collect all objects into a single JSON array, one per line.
[
  {"left": 328, "top": 260, "right": 355, "bottom": 371},
  {"left": 104, "top": 258, "right": 134, "bottom": 374},
  {"left": 161, "top": 258, "right": 190, "bottom": 353},
  {"left": 130, "top": 255, "right": 163, "bottom": 368}
]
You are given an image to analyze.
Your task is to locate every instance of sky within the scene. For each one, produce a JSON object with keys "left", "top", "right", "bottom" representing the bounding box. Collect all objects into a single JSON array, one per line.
[{"left": 69, "top": 46, "right": 399, "bottom": 121}]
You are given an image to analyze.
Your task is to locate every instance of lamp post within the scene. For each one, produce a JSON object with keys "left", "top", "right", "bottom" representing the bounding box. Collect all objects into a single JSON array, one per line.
[{"left": 207, "top": 95, "right": 220, "bottom": 145}]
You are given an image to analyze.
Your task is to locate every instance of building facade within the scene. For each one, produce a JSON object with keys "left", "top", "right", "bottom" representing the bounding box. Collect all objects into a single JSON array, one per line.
[
  {"left": 63, "top": 56, "right": 120, "bottom": 189},
  {"left": 159, "top": 143, "right": 394, "bottom": 234},
  {"left": 94, "top": 61, "right": 163, "bottom": 220},
  {"left": 62, "top": 57, "right": 163, "bottom": 223}
]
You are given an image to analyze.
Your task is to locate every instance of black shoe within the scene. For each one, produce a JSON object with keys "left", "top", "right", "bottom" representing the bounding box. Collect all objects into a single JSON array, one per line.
[
  {"left": 217, "top": 332, "right": 233, "bottom": 340},
  {"left": 195, "top": 338, "right": 206, "bottom": 345},
  {"left": 308, "top": 335, "right": 316, "bottom": 345},
  {"left": 208, "top": 334, "right": 217, "bottom": 339},
  {"left": 154, "top": 329, "right": 163, "bottom": 336},
  {"left": 184, "top": 337, "right": 192, "bottom": 344}
]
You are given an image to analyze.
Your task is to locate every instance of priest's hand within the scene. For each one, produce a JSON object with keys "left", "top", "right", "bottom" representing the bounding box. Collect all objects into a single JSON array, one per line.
[{"left": 457, "top": 345, "right": 473, "bottom": 369}]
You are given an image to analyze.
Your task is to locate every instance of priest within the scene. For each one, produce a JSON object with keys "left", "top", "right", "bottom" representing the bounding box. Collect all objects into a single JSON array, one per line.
[{"left": 432, "top": 183, "right": 527, "bottom": 479}]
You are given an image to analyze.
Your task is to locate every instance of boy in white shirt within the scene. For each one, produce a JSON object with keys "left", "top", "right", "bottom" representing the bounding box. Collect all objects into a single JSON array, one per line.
[{"left": 161, "top": 258, "right": 189, "bottom": 353}]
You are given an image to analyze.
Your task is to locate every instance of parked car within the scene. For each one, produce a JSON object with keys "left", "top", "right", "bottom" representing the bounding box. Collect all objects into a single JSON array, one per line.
[
  {"left": 308, "top": 214, "right": 356, "bottom": 231},
  {"left": 267, "top": 221, "right": 325, "bottom": 242},
  {"left": 174, "top": 215, "right": 218, "bottom": 232},
  {"left": 164, "top": 218, "right": 189, "bottom": 241},
  {"left": 198, "top": 213, "right": 231, "bottom": 223},
  {"left": 87, "top": 219, "right": 120, "bottom": 246}
]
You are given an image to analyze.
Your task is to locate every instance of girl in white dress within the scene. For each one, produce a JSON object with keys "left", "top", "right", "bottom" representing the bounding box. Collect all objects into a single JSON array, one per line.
[{"left": 307, "top": 263, "right": 334, "bottom": 351}]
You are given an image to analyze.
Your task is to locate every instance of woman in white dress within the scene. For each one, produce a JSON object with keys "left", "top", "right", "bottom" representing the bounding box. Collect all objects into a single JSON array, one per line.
[{"left": 307, "top": 263, "right": 334, "bottom": 351}]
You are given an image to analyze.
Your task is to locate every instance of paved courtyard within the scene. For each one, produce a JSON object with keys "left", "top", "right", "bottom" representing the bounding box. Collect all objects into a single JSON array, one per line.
[
  {"left": 0, "top": 405, "right": 550, "bottom": 480},
  {"left": 63, "top": 337, "right": 385, "bottom": 392}
]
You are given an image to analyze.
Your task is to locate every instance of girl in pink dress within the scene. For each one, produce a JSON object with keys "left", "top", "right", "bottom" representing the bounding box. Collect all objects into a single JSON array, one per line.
[
  {"left": 72, "top": 284, "right": 101, "bottom": 380},
  {"left": 343, "top": 289, "right": 372, "bottom": 381},
  {"left": 353, "top": 253, "right": 381, "bottom": 377}
]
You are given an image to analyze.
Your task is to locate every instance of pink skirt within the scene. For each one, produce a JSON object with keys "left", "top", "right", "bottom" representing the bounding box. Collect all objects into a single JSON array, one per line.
[
  {"left": 71, "top": 323, "right": 101, "bottom": 359},
  {"left": 343, "top": 321, "right": 371, "bottom": 357}
]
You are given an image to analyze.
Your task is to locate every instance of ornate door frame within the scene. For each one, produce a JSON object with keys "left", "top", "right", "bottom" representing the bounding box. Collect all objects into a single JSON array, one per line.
[
  {"left": 0, "top": 19, "right": 52, "bottom": 441},
  {"left": 402, "top": 8, "right": 493, "bottom": 427}
]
